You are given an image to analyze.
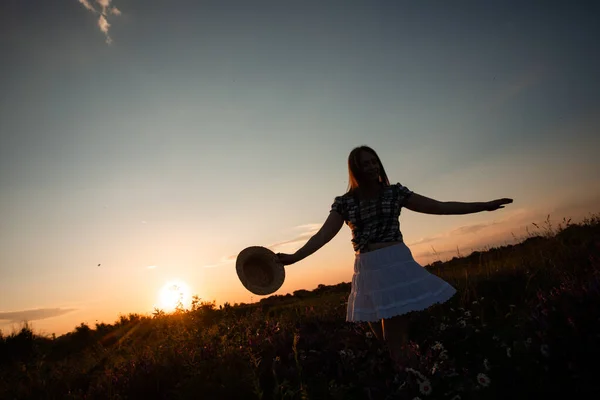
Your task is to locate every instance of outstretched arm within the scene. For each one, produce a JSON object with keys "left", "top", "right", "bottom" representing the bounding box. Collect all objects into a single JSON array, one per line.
[
  {"left": 277, "top": 211, "right": 344, "bottom": 265},
  {"left": 404, "top": 193, "right": 513, "bottom": 215}
]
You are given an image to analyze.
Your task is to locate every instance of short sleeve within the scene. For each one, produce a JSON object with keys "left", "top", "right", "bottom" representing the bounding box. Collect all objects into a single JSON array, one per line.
[
  {"left": 330, "top": 195, "right": 346, "bottom": 218},
  {"left": 395, "top": 183, "right": 413, "bottom": 206}
]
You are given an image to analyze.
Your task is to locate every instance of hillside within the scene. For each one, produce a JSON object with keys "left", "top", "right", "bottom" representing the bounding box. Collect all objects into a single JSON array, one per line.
[{"left": 1, "top": 214, "right": 599, "bottom": 399}]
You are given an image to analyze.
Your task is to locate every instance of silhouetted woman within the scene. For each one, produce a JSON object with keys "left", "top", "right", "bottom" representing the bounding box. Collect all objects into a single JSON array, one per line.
[{"left": 276, "top": 145, "right": 512, "bottom": 369}]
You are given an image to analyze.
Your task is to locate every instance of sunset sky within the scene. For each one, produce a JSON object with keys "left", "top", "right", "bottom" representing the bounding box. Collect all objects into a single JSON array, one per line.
[{"left": 1, "top": 0, "right": 599, "bottom": 336}]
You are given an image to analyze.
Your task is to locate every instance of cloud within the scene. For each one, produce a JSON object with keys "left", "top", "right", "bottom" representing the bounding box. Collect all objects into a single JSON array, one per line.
[
  {"left": 489, "top": 64, "right": 547, "bottom": 110},
  {"left": 98, "top": 15, "right": 111, "bottom": 43},
  {"left": 0, "top": 308, "right": 76, "bottom": 323},
  {"left": 202, "top": 255, "right": 238, "bottom": 269},
  {"left": 414, "top": 248, "right": 459, "bottom": 262},
  {"left": 408, "top": 220, "right": 499, "bottom": 246},
  {"left": 293, "top": 223, "right": 321, "bottom": 233},
  {"left": 147, "top": 265, "right": 157, "bottom": 269},
  {"left": 205, "top": 223, "right": 321, "bottom": 268},
  {"left": 267, "top": 232, "right": 314, "bottom": 249},
  {"left": 77, "top": 0, "right": 122, "bottom": 44},
  {"left": 450, "top": 222, "right": 499, "bottom": 235},
  {"left": 265, "top": 223, "right": 320, "bottom": 250},
  {"left": 78, "top": 0, "right": 96, "bottom": 13}
]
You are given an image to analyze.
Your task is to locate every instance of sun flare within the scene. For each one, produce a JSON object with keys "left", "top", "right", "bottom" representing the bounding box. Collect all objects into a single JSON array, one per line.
[{"left": 158, "top": 280, "right": 191, "bottom": 311}]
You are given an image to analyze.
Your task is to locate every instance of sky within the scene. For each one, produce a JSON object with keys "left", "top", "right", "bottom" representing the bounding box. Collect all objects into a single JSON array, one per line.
[{"left": 1, "top": 0, "right": 599, "bottom": 337}]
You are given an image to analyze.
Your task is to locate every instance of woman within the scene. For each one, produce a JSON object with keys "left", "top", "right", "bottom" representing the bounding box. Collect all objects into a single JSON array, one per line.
[{"left": 276, "top": 145, "right": 513, "bottom": 368}]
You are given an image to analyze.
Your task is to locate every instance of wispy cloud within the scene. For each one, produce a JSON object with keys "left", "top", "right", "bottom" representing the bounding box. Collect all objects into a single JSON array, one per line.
[
  {"left": 202, "top": 254, "right": 239, "bottom": 269},
  {"left": 204, "top": 223, "right": 320, "bottom": 268},
  {"left": 414, "top": 248, "right": 460, "bottom": 262},
  {"left": 0, "top": 308, "right": 76, "bottom": 323},
  {"left": 490, "top": 64, "right": 547, "bottom": 109},
  {"left": 79, "top": 0, "right": 96, "bottom": 12},
  {"left": 408, "top": 220, "right": 500, "bottom": 246},
  {"left": 261, "top": 223, "right": 320, "bottom": 252},
  {"left": 77, "top": 0, "right": 122, "bottom": 44},
  {"left": 266, "top": 232, "right": 314, "bottom": 249},
  {"left": 98, "top": 14, "right": 111, "bottom": 42}
]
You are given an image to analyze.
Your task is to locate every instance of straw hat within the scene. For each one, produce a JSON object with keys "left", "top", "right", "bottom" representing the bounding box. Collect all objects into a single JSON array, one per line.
[{"left": 236, "top": 246, "right": 285, "bottom": 296}]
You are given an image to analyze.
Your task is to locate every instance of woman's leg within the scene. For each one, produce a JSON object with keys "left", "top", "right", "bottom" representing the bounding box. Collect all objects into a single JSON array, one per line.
[
  {"left": 368, "top": 319, "right": 384, "bottom": 341},
  {"left": 382, "top": 315, "right": 410, "bottom": 367}
]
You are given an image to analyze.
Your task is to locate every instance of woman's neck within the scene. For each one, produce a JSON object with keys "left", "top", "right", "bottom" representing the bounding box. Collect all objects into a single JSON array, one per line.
[{"left": 356, "top": 182, "right": 382, "bottom": 199}]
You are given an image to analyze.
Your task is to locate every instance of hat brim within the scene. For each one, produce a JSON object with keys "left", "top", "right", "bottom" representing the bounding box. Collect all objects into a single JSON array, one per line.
[{"left": 236, "top": 246, "right": 285, "bottom": 296}]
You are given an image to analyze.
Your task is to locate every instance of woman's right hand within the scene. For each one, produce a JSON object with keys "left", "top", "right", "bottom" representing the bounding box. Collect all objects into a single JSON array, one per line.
[{"left": 276, "top": 252, "right": 298, "bottom": 266}]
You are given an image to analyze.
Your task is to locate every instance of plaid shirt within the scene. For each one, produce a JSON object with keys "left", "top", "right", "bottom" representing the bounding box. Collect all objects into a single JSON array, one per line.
[{"left": 330, "top": 183, "right": 413, "bottom": 252}]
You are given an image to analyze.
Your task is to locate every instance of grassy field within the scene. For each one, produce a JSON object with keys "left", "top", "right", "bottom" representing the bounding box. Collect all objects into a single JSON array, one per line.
[{"left": 1, "top": 214, "right": 599, "bottom": 399}]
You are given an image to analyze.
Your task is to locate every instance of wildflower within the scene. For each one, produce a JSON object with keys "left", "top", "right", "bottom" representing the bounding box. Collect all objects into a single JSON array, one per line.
[
  {"left": 274, "top": 356, "right": 281, "bottom": 362},
  {"left": 464, "top": 311, "right": 472, "bottom": 317},
  {"left": 477, "top": 372, "right": 491, "bottom": 387},
  {"left": 439, "top": 350, "right": 449, "bottom": 360},
  {"left": 450, "top": 308, "right": 455, "bottom": 312},
  {"left": 419, "top": 380, "right": 433, "bottom": 395},
  {"left": 541, "top": 344, "right": 550, "bottom": 357},
  {"left": 492, "top": 335, "right": 499, "bottom": 341},
  {"left": 366, "top": 332, "right": 373, "bottom": 339},
  {"left": 480, "top": 297, "right": 485, "bottom": 300},
  {"left": 483, "top": 358, "right": 490, "bottom": 371},
  {"left": 431, "top": 362, "right": 439, "bottom": 374},
  {"left": 406, "top": 367, "right": 427, "bottom": 381},
  {"left": 432, "top": 341, "right": 444, "bottom": 351},
  {"left": 339, "top": 350, "right": 347, "bottom": 357},
  {"left": 506, "top": 347, "right": 512, "bottom": 358},
  {"left": 439, "top": 323, "right": 447, "bottom": 331},
  {"left": 472, "top": 300, "right": 478, "bottom": 305},
  {"left": 525, "top": 337, "right": 532, "bottom": 347},
  {"left": 458, "top": 320, "right": 467, "bottom": 328}
]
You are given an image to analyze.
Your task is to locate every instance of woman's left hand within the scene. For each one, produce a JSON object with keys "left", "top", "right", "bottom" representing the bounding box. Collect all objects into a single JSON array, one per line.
[{"left": 485, "top": 198, "right": 513, "bottom": 211}]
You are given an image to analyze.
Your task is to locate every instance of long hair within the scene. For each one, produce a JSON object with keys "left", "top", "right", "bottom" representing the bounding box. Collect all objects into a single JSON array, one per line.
[{"left": 346, "top": 145, "right": 390, "bottom": 194}]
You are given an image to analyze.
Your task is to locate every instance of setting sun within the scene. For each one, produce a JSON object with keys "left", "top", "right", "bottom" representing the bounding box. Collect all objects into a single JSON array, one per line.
[{"left": 158, "top": 280, "right": 192, "bottom": 312}]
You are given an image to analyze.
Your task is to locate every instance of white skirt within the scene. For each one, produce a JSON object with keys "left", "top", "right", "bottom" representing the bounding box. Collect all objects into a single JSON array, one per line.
[{"left": 346, "top": 242, "right": 457, "bottom": 322}]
